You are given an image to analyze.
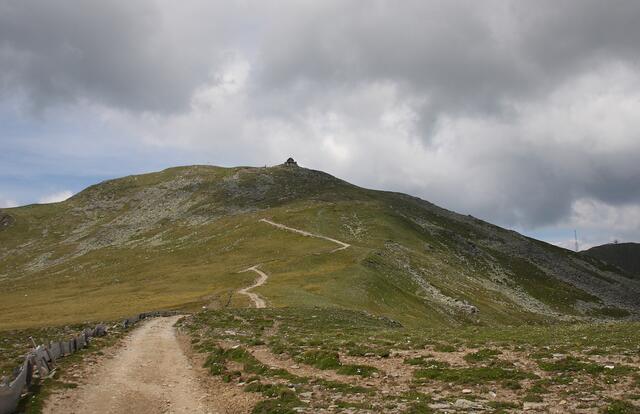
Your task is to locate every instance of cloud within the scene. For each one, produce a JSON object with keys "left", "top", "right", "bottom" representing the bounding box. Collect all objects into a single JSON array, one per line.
[
  {"left": 1, "top": 1, "right": 640, "bottom": 246},
  {"left": 38, "top": 190, "right": 73, "bottom": 204},
  {"left": 0, "top": 197, "right": 18, "bottom": 208},
  {"left": 0, "top": 0, "right": 250, "bottom": 113}
]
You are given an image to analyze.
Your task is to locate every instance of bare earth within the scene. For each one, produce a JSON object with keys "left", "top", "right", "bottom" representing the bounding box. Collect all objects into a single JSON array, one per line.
[
  {"left": 44, "top": 316, "right": 218, "bottom": 414},
  {"left": 239, "top": 265, "right": 268, "bottom": 308},
  {"left": 259, "top": 218, "right": 351, "bottom": 252}
]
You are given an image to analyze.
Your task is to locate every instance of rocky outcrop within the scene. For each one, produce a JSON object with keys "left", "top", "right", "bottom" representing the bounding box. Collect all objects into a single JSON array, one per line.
[{"left": 0, "top": 212, "right": 14, "bottom": 231}]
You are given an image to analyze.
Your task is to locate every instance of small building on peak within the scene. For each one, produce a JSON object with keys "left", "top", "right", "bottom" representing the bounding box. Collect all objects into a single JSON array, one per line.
[{"left": 284, "top": 157, "right": 298, "bottom": 167}]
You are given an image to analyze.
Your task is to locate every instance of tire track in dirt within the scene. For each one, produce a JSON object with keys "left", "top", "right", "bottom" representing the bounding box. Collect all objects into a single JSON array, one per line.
[{"left": 44, "top": 316, "right": 218, "bottom": 414}]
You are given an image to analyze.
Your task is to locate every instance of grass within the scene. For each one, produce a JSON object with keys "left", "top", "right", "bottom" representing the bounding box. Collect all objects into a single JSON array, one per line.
[
  {"left": 184, "top": 307, "right": 640, "bottom": 413},
  {"left": 245, "top": 382, "right": 304, "bottom": 414},
  {"left": 602, "top": 400, "right": 640, "bottom": 414},
  {"left": 414, "top": 365, "right": 535, "bottom": 384},
  {"left": 2, "top": 164, "right": 639, "bottom": 413},
  {"left": 463, "top": 348, "right": 501, "bottom": 363},
  {"left": 0, "top": 321, "right": 114, "bottom": 378},
  {"left": 537, "top": 356, "right": 606, "bottom": 374},
  {"left": 296, "top": 350, "right": 341, "bottom": 370},
  {"left": 1, "top": 164, "right": 635, "bottom": 333},
  {"left": 203, "top": 344, "right": 301, "bottom": 382},
  {"left": 11, "top": 321, "right": 127, "bottom": 413},
  {"left": 433, "top": 343, "right": 457, "bottom": 352}
]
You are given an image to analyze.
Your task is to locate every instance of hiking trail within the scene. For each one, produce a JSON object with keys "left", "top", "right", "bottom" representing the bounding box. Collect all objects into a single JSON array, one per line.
[
  {"left": 239, "top": 265, "right": 268, "bottom": 308},
  {"left": 238, "top": 219, "right": 352, "bottom": 308},
  {"left": 259, "top": 218, "right": 351, "bottom": 252}
]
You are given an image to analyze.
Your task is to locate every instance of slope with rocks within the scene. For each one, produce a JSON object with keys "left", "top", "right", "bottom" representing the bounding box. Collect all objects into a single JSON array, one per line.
[{"left": 0, "top": 164, "right": 638, "bottom": 329}]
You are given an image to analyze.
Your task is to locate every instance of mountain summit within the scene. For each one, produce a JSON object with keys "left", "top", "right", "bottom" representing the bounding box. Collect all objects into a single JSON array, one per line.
[{"left": 1, "top": 164, "right": 638, "bottom": 329}]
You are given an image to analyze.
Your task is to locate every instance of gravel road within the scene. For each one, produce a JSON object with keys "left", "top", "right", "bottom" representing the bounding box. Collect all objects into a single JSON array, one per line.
[{"left": 44, "top": 316, "right": 217, "bottom": 414}]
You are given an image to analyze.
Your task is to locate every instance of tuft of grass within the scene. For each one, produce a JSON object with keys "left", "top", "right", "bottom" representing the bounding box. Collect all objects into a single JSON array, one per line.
[
  {"left": 414, "top": 365, "right": 535, "bottom": 384},
  {"left": 296, "top": 350, "right": 341, "bottom": 370},
  {"left": 404, "top": 356, "right": 449, "bottom": 369},
  {"left": 463, "top": 348, "right": 501, "bottom": 363},
  {"left": 433, "top": 343, "right": 457, "bottom": 352},
  {"left": 204, "top": 345, "right": 301, "bottom": 382},
  {"left": 536, "top": 356, "right": 632, "bottom": 376},
  {"left": 523, "top": 394, "right": 544, "bottom": 402},
  {"left": 601, "top": 400, "right": 638, "bottom": 414},
  {"left": 246, "top": 382, "right": 304, "bottom": 414},
  {"left": 315, "top": 378, "right": 373, "bottom": 394}
]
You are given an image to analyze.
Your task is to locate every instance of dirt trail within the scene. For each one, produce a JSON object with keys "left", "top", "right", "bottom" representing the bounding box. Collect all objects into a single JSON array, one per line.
[
  {"left": 239, "top": 265, "right": 268, "bottom": 308},
  {"left": 44, "top": 316, "right": 218, "bottom": 414},
  {"left": 235, "top": 220, "right": 350, "bottom": 309},
  {"left": 259, "top": 218, "right": 351, "bottom": 252}
]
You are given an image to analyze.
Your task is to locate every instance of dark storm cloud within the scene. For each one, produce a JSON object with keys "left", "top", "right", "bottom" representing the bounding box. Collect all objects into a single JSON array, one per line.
[
  {"left": 256, "top": 1, "right": 640, "bottom": 118},
  {"left": 0, "top": 0, "right": 236, "bottom": 112},
  {"left": 3, "top": 0, "right": 640, "bottom": 117}
]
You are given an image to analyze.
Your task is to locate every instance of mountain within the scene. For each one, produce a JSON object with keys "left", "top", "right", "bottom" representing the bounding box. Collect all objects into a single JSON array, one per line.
[
  {"left": 1, "top": 163, "right": 639, "bottom": 330},
  {"left": 582, "top": 242, "right": 640, "bottom": 279}
]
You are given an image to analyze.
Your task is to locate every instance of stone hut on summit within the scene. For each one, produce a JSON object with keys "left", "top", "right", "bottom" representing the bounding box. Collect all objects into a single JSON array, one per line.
[{"left": 284, "top": 157, "right": 298, "bottom": 167}]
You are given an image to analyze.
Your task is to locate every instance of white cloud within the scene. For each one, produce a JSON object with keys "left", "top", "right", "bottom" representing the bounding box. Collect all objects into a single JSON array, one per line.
[
  {"left": 0, "top": 197, "right": 18, "bottom": 208},
  {"left": 38, "top": 190, "right": 73, "bottom": 204}
]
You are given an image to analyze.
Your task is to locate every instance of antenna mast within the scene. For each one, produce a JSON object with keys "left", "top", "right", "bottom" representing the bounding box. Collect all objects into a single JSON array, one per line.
[{"left": 574, "top": 230, "right": 579, "bottom": 252}]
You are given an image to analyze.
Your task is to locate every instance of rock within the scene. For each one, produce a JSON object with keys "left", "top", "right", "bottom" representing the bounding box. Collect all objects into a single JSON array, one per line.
[
  {"left": 462, "top": 388, "right": 472, "bottom": 394},
  {"left": 523, "top": 402, "right": 548, "bottom": 411},
  {"left": 453, "top": 399, "right": 485, "bottom": 410},
  {"left": 429, "top": 403, "right": 450, "bottom": 410}
]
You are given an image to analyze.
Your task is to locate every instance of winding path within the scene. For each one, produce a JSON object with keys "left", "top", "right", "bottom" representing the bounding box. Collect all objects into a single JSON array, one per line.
[
  {"left": 259, "top": 218, "right": 351, "bottom": 252},
  {"left": 237, "top": 219, "right": 352, "bottom": 308},
  {"left": 239, "top": 265, "right": 268, "bottom": 308},
  {"left": 44, "top": 316, "right": 217, "bottom": 414}
]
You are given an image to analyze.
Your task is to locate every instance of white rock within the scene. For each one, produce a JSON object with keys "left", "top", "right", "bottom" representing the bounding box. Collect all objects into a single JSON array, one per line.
[{"left": 523, "top": 402, "right": 548, "bottom": 410}]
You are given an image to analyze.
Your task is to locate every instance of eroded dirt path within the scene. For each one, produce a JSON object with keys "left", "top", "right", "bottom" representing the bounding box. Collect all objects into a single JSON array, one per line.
[
  {"left": 259, "top": 218, "right": 351, "bottom": 252},
  {"left": 236, "top": 220, "right": 351, "bottom": 309},
  {"left": 44, "top": 316, "right": 218, "bottom": 414},
  {"left": 239, "top": 265, "right": 268, "bottom": 308}
]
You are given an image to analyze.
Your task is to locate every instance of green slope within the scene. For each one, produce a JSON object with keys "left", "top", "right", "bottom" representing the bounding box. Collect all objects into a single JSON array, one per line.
[
  {"left": 0, "top": 164, "right": 638, "bottom": 329},
  {"left": 582, "top": 242, "right": 640, "bottom": 278}
]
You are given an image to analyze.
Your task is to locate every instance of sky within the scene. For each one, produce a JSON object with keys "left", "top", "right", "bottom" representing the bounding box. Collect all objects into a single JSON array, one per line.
[{"left": 1, "top": 0, "right": 639, "bottom": 250}]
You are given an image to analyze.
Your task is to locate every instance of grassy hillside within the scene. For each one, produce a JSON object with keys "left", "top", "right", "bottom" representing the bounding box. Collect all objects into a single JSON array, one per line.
[
  {"left": 1, "top": 164, "right": 638, "bottom": 330},
  {"left": 583, "top": 243, "right": 640, "bottom": 278}
]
